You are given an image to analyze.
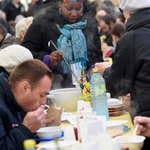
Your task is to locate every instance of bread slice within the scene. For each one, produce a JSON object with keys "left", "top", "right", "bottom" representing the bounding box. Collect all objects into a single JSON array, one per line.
[
  {"left": 106, "top": 128, "right": 124, "bottom": 138},
  {"left": 46, "top": 103, "right": 63, "bottom": 126}
]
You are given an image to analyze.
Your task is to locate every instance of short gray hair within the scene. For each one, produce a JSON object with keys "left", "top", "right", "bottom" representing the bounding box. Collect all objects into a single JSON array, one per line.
[{"left": 15, "top": 16, "right": 33, "bottom": 38}]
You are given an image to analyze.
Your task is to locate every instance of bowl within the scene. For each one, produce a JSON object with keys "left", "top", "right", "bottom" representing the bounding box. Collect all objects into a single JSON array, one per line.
[
  {"left": 38, "top": 140, "right": 79, "bottom": 150},
  {"left": 116, "top": 135, "right": 145, "bottom": 150},
  {"left": 106, "top": 120, "right": 128, "bottom": 131},
  {"left": 48, "top": 88, "right": 82, "bottom": 112},
  {"left": 73, "top": 82, "right": 80, "bottom": 89},
  {"left": 36, "top": 126, "right": 62, "bottom": 140}
]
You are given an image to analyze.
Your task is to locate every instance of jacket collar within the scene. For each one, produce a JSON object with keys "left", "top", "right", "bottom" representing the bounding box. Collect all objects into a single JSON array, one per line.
[
  {"left": 0, "top": 73, "right": 22, "bottom": 113},
  {"left": 125, "top": 8, "right": 150, "bottom": 32}
]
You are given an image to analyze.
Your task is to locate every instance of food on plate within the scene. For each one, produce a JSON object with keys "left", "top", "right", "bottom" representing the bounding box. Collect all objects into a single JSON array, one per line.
[
  {"left": 46, "top": 103, "right": 63, "bottom": 126},
  {"left": 106, "top": 128, "right": 124, "bottom": 138}
]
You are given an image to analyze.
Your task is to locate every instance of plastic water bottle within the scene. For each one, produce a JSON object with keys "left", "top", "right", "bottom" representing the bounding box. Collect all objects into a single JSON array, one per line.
[
  {"left": 23, "top": 139, "right": 36, "bottom": 150},
  {"left": 90, "top": 68, "right": 109, "bottom": 120}
]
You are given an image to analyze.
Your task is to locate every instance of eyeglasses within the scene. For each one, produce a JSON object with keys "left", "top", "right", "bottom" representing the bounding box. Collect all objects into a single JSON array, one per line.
[{"left": 119, "top": 8, "right": 123, "bottom": 13}]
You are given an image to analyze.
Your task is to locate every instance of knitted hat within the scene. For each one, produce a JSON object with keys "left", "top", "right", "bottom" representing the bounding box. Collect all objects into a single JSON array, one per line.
[
  {"left": 119, "top": 0, "right": 150, "bottom": 14},
  {"left": 0, "top": 45, "right": 33, "bottom": 73}
]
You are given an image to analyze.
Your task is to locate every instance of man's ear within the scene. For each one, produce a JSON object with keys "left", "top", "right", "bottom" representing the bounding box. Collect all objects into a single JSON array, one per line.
[
  {"left": 114, "top": 35, "right": 119, "bottom": 43},
  {"left": 20, "top": 30, "right": 25, "bottom": 40},
  {"left": 21, "top": 81, "right": 31, "bottom": 94},
  {"left": 112, "top": 35, "right": 119, "bottom": 43}
]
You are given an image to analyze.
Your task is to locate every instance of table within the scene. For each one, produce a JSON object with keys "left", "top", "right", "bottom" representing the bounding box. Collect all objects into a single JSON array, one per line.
[{"left": 36, "top": 112, "right": 134, "bottom": 149}]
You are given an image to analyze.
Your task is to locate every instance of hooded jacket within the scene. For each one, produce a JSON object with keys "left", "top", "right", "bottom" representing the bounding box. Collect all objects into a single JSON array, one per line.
[
  {"left": 104, "top": 8, "right": 150, "bottom": 117},
  {"left": 0, "top": 73, "right": 33, "bottom": 150}
]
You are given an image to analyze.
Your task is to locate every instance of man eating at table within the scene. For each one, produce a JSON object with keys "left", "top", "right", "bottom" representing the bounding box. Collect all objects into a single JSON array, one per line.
[{"left": 0, "top": 59, "right": 54, "bottom": 150}]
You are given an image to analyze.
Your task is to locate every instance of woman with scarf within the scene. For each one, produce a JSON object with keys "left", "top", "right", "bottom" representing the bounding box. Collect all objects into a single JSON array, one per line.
[{"left": 22, "top": 0, "right": 103, "bottom": 89}]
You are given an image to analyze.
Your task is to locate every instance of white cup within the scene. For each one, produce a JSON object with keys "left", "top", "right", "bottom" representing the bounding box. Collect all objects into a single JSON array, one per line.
[
  {"left": 77, "top": 100, "right": 85, "bottom": 111},
  {"left": 64, "top": 126, "right": 76, "bottom": 141}
]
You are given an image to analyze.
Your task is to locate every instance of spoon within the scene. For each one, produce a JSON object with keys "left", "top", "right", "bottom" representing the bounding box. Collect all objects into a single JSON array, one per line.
[
  {"left": 128, "top": 123, "right": 139, "bottom": 142},
  {"left": 133, "top": 123, "right": 139, "bottom": 136},
  {"left": 44, "top": 104, "right": 49, "bottom": 114}
]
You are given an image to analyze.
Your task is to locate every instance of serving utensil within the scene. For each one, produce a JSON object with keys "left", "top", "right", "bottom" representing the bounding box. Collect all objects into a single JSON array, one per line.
[{"left": 48, "top": 40, "right": 79, "bottom": 83}]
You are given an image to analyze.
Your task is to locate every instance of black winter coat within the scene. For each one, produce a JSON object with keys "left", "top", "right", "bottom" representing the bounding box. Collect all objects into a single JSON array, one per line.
[
  {"left": 0, "top": 73, "right": 33, "bottom": 150},
  {"left": 22, "top": 3, "right": 103, "bottom": 89},
  {"left": 2, "top": 2, "right": 26, "bottom": 22},
  {"left": 104, "top": 8, "right": 150, "bottom": 117}
]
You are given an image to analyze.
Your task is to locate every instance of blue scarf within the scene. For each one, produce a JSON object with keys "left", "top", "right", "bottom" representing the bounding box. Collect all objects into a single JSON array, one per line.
[{"left": 56, "top": 21, "right": 88, "bottom": 72}]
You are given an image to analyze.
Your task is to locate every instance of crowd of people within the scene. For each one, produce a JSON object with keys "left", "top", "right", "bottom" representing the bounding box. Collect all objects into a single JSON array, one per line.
[{"left": 1, "top": 0, "right": 150, "bottom": 149}]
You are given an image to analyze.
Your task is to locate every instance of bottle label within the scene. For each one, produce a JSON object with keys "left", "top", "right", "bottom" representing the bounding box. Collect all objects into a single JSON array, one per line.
[{"left": 91, "top": 83, "right": 106, "bottom": 97}]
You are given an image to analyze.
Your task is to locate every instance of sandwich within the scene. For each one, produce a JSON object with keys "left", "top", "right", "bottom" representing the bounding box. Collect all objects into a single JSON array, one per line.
[{"left": 45, "top": 103, "right": 63, "bottom": 126}]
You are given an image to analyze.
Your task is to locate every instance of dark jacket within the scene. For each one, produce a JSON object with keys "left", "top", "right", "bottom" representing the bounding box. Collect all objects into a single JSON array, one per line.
[
  {"left": 2, "top": 2, "right": 26, "bottom": 22},
  {"left": 104, "top": 8, "right": 150, "bottom": 117},
  {"left": 0, "top": 33, "right": 15, "bottom": 49},
  {"left": 0, "top": 73, "right": 33, "bottom": 150},
  {"left": 22, "top": 2, "right": 103, "bottom": 89},
  {"left": 0, "top": 17, "right": 15, "bottom": 35}
]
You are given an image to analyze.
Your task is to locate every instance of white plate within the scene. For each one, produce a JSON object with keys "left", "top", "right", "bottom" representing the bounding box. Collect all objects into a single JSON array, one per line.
[
  {"left": 38, "top": 140, "right": 78, "bottom": 150},
  {"left": 107, "top": 98, "right": 123, "bottom": 106},
  {"left": 106, "top": 120, "right": 128, "bottom": 130}
]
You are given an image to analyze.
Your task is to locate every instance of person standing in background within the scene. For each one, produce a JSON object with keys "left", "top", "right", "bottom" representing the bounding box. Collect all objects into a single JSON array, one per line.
[
  {"left": 2, "top": 0, "right": 26, "bottom": 26},
  {"left": 14, "top": 16, "right": 33, "bottom": 45},
  {"left": 0, "top": 16, "right": 15, "bottom": 35},
  {"left": 0, "top": 23, "right": 15, "bottom": 49},
  {"left": 116, "top": 12, "right": 125, "bottom": 26},
  {"left": 27, "top": 0, "right": 43, "bottom": 17},
  {"left": 22, "top": 0, "right": 103, "bottom": 89},
  {"left": 95, "top": 1, "right": 150, "bottom": 149},
  {"left": 0, "top": 0, "right": 11, "bottom": 9}
]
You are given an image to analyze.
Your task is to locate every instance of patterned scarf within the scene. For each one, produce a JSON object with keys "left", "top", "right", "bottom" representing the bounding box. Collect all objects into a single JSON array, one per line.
[{"left": 56, "top": 21, "right": 88, "bottom": 72}]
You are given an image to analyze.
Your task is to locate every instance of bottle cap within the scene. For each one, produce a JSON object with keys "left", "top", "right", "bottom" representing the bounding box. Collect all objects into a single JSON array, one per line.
[
  {"left": 23, "top": 139, "right": 36, "bottom": 149},
  {"left": 93, "top": 68, "right": 98, "bottom": 73}
]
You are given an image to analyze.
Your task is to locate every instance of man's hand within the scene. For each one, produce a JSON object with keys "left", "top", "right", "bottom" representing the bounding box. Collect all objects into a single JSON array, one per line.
[
  {"left": 22, "top": 106, "right": 54, "bottom": 133},
  {"left": 134, "top": 116, "right": 150, "bottom": 137},
  {"left": 50, "top": 51, "right": 63, "bottom": 67},
  {"left": 95, "top": 62, "right": 111, "bottom": 76},
  {"left": 101, "top": 43, "right": 110, "bottom": 54}
]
